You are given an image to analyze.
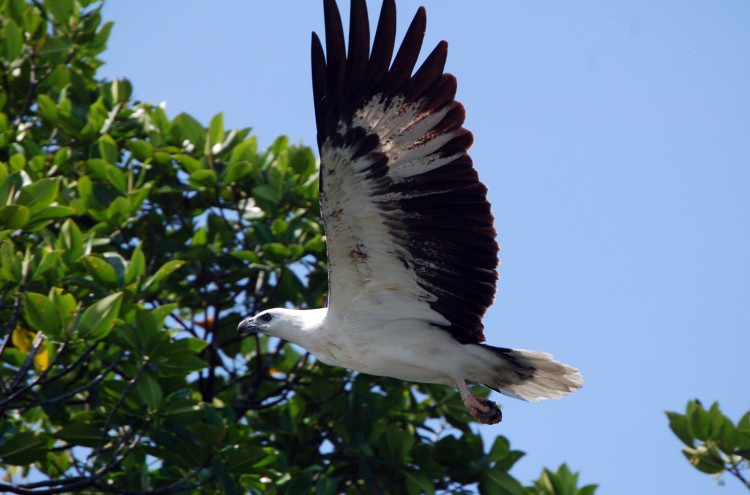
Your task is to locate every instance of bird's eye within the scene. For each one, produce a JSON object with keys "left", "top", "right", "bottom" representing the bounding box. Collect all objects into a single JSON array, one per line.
[{"left": 259, "top": 313, "right": 272, "bottom": 323}]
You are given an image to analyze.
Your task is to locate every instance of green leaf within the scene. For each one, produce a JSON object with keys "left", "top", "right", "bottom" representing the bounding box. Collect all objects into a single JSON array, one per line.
[
  {"left": 0, "top": 204, "right": 30, "bottom": 229},
  {"left": 151, "top": 303, "right": 178, "bottom": 328},
  {"left": 54, "top": 146, "right": 72, "bottom": 166},
  {"left": 404, "top": 470, "right": 435, "bottom": 495},
  {"left": 252, "top": 184, "right": 281, "bottom": 204},
  {"left": 667, "top": 411, "right": 694, "bottom": 447},
  {"left": 28, "top": 205, "right": 76, "bottom": 224},
  {"left": 208, "top": 112, "right": 224, "bottom": 150},
  {"left": 188, "top": 169, "right": 217, "bottom": 188},
  {"left": 223, "top": 160, "right": 253, "bottom": 184},
  {"left": 271, "top": 135, "right": 289, "bottom": 157},
  {"left": 23, "top": 292, "right": 61, "bottom": 336},
  {"left": 270, "top": 218, "right": 288, "bottom": 235},
  {"left": 125, "top": 243, "right": 146, "bottom": 284},
  {"left": 136, "top": 371, "right": 163, "bottom": 409},
  {"left": 174, "top": 154, "right": 203, "bottom": 173},
  {"left": 9, "top": 154, "right": 25, "bottom": 171},
  {"left": 44, "top": 0, "right": 74, "bottom": 22},
  {"left": 479, "top": 467, "right": 526, "bottom": 495},
  {"left": 0, "top": 431, "right": 49, "bottom": 466},
  {"left": 106, "top": 196, "right": 130, "bottom": 225},
  {"left": 77, "top": 292, "right": 123, "bottom": 339},
  {"left": 81, "top": 255, "right": 118, "bottom": 287},
  {"left": 172, "top": 337, "right": 209, "bottom": 353},
  {"left": 98, "top": 134, "right": 119, "bottom": 164},
  {"left": 229, "top": 136, "right": 257, "bottom": 165},
  {"left": 110, "top": 79, "right": 132, "bottom": 104},
  {"left": 32, "top": 249, "right": 63, "bottom": 280},
  {"left": 172, "top": 113, "right": 205, "bottom": 152},
  {"left": 51, "top": 290, "right": 77, "bottom": 331},
  {"left": 261, "top": 243, "right": 290, "bottom": 262},
  {"left": 683, "top": 446, "right": 725, "bottom": 474},
  {"left": 55, "top": 423, "right": 102, "bottom": 448},
  {"left": 2, "top": 20, "right": 23, "bottom": 61},
  {"left": 0, "top": 240, "right": 21, "bottom": 282},
  {"left": 378, "top": 425, "right": 414, "bottom": 463},
  {"left": 142, "top": 260, "right": 185, "bottom": 293},
  {"left": 36, "top": 94, "right": 58, "bottom": 122},
  {"left": 58, "top": 218, "right": 84, "bottom": 264},
  {"left": 126, "top": 139, "right": 153, "bottom": 162},
  {"left": 0, "top": 170, "right": 23, "bottom": 205},
  {"left": 231, "top": 250, "right": 261, "bottom": 263},
  {"left": 16, "top": 178, "right": 60, "bottom": 214}
]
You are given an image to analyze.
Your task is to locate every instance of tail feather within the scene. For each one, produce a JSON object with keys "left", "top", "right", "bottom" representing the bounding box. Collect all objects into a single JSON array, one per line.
[{"left": 474, "top": 345, "right": 583, "bottom": 402}]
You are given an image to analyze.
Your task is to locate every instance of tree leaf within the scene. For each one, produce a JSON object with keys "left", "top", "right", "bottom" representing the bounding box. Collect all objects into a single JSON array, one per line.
[
  {"left": 98, "top": 134, "right": 119, "bottom": 164},
  {"left": 223, "top": 160, "right": 253, "bottom": 184},
  {"left": 55, "top": 423, "right": 103, "bottom": 448},
  {"left": 136, "top": 371, "right": 163, "bottom": 410},
  {"left": 125, "top": 243, "right": 145, "bottom": 284},
  {"left": 23, "top": 292, "right": 61, "bottom": 337},
  {"left": 208, "top": 112, "right": 224, "bottom": 150},
  {"left": 110, "top": 79, "right": 132, "bottom": 104},
  {"left": 2, "top": 20, "right": 23, "bottom": 61},
  {"left": 252, "top": 184, "right": 281, "bottom": 204},
  {"left": 28, "top": 205, "right": 76, "bottom": 224},
  {"left": 667, "top": 411, "right": 694, "bottom": 447},
  {"left": 16, "top": 178, "right": 60, "bottom": 214},
  {"left": 0, "top": 204, "right": 30, "bottom": 229},
  {"left": 81, "top": 255, "right": 118, "bottom": 287},
  {"left": 172, "top": 113, "right": 206, "bottom": 152},
  {"left": 142, "top": 260, "right": 185, "bottom": 293},
  {"left": 126, "top": 139, "right": 153, "bottom": 162},
  {"left": 58, "top": 218, "right": 84, "bottom": 264},
  {"left": 77, "top": 292, "right": 123, "bottom": 340},
  {"left": 188, "top": 169, "right": 217, "bottom": 188},
  {"left": 51, "top": 289, "right": 77, "bottom": 331},
  {"left": 479, "top": 467, "right": 526, "bottom": 495},
  {"left": 0, "top": 431, "right": 49, "bottom": 466}
]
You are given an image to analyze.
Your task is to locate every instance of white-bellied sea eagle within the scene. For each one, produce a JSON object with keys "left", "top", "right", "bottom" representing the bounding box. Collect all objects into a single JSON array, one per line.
[{"left": 238, "top": 0, "right": 583, "bottom": 424}]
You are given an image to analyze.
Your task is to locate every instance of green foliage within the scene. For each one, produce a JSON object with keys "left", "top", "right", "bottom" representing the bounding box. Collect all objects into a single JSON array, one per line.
[
  {"left": 526, "top": 465, "right": 597, "bottom": 495},
  {"left": 667, "top": 400, "right": 750, "bottom": 489},
  {"left": 0, "top": 1, "right": 594, "bottom": 494}
]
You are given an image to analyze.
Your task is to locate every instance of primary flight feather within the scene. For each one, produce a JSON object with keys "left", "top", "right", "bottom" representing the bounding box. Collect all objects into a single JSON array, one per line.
[{"left": 238, "top": 0, "right": 583, "bottom": 424}]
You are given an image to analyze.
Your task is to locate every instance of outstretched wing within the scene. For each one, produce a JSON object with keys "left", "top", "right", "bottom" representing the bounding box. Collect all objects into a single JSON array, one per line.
[{"left": 312, "top": 0, "right": 499, "bottom": 345}]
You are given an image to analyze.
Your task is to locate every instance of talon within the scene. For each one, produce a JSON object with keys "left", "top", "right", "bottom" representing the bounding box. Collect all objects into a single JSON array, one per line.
[{"left": 457, "top": 380, "right": 503, "bottom": 424}]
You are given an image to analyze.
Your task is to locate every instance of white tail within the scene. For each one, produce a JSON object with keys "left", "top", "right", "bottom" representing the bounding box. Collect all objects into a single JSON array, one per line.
[{"left": 472, "top": 345, "right": 584, "bottom": 402}]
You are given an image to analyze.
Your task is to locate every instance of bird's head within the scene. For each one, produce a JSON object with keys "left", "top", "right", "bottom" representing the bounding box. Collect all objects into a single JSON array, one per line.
[
  {"left": 237, "top": 309, "right": 278, "bottom": 337},
  {"left": 237, "top": 307, "right": 326, "bottom": 343}
]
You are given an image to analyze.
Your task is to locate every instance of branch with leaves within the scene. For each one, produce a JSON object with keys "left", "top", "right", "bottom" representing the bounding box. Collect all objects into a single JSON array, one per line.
[{"left": 667, "top": 400, "right": 750, "bottom": 490}]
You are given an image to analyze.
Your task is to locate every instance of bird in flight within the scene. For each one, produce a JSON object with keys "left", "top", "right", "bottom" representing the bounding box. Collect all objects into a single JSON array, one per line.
[{"left": 238, "top": 0, "right": 583, "bottom": 424}]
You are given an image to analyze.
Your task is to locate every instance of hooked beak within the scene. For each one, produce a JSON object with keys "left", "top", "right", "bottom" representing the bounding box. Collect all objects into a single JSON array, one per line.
[{"left": 237, "top": 317, "right": 260, "bottom": 336}]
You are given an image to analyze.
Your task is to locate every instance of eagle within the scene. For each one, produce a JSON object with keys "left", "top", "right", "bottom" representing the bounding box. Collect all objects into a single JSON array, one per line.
[{"left": 238, "top": 0, "right": 583, "bottom": 424}]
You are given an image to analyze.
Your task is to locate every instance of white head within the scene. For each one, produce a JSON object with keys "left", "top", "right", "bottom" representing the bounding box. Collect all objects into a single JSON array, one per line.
[{"left": 237, "top": 307, "right": 326, "bottom": 344}]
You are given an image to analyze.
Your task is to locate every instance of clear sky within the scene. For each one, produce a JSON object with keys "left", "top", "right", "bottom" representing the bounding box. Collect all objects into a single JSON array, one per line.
[{"left": 99, "top": 1, "right": 750, "bottom": 493}]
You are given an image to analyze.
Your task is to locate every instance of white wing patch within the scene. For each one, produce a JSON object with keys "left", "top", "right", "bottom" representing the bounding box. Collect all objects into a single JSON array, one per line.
[
  {"left": 321, "top": 139, "right": 448, "bottom": 328},
  {"left": 321, "top": 92, "right": 471, "bottom": 329}
]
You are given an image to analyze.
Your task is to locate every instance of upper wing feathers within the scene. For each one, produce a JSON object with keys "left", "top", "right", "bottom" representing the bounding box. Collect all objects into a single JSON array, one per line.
[{"left": 312, "top": 0, "right": 499, "bottom": 345}]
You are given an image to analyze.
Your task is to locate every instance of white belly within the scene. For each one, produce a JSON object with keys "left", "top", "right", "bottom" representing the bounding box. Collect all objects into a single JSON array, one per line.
[{"left": 307, "top": 319, "right": 466, "bottom": 386}]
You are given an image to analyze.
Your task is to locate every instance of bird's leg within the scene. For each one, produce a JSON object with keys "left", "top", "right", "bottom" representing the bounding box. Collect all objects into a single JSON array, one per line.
[{"left": 457, "top": 380, "right": 502, "bottom": 424}]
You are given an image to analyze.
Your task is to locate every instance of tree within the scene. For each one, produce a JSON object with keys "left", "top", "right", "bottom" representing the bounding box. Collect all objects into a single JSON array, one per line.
[
  {"left": 0, "top": 1, "right": 596, "bottom": 493},
  {"left": 667, "top": 401, "right": 750, "bottom": 490}
]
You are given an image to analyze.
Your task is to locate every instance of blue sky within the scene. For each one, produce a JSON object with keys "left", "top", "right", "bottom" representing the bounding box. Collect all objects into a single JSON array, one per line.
[{"left": 100, "top": 1, "right": 750, "bottom": 493}]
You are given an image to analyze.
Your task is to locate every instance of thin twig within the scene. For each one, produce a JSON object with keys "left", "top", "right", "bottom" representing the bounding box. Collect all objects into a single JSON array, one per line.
[{"left": 17, "top": 351, "right": 124, "bottom": 412}]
